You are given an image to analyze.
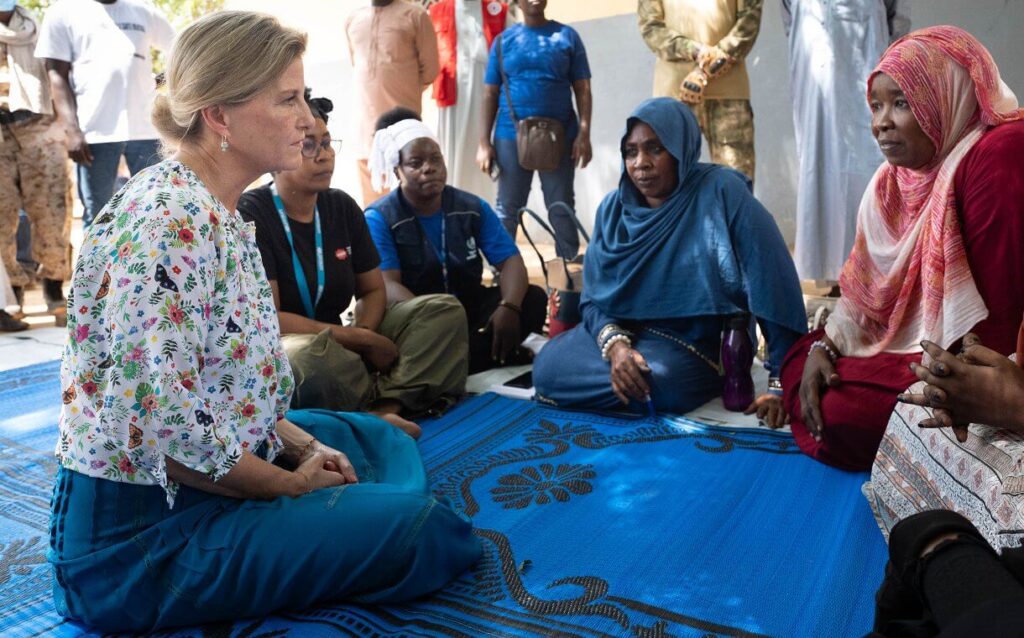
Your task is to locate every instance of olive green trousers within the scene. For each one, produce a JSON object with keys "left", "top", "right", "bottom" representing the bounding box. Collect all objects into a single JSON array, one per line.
[{"left": 283, "top": 294, "right": 468, "bottom": 415}]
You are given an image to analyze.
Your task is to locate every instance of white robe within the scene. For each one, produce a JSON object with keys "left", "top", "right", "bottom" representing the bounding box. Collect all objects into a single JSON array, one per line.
[
  {"left": 436, "top": 0, "right": 503, "bottom": 202},
  {"left": 783, "top": 0, "right": 910, "bottom": 282}
]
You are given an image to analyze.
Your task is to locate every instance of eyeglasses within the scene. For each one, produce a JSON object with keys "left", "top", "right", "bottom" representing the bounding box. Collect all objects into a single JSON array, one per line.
[{"left": 300, "top": 137, "right": 343, "bottom": 159}]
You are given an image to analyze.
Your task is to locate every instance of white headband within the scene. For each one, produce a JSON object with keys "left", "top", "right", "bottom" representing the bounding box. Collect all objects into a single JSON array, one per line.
[{"left": 368, "top": 119, "right": 439, "bottom": 193}]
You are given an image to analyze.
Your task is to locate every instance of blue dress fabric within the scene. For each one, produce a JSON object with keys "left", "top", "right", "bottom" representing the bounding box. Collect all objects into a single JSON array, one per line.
[
  {"left": 534, "top": 98, "right": 806, "bottom": 413},
  {"left": 47, "top": 410, "right": 482, "bottom": 633}
]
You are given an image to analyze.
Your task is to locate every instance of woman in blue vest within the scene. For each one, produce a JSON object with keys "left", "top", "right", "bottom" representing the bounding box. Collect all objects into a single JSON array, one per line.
[
  {"left": 239, "top": 94, "right": 469, "bottom": 437},
  {"left": 365, "top": 108, "right": 547, "bottom": 373},
  {"left": 533, "top": 98, "right": 806, "bottom": 423}
]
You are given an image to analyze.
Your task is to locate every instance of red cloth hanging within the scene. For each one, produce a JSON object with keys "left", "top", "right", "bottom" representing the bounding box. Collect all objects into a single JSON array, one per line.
[{"left": 430, "top": 0, "right": 508, "bottom": 108}]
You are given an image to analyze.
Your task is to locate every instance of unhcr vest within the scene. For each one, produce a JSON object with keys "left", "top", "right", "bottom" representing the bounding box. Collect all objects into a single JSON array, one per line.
[{"left": 371, "top": 186, "right": 485, "bottom": 306}]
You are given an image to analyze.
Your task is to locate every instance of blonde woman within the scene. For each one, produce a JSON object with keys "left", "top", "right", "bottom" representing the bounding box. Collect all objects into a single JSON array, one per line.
[{"left": 48, "top": 12, "right": 480, "bottom": 633}]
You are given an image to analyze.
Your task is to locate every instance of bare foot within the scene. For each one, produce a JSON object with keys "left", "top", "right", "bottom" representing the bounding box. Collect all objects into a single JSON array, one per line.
[{"left": 377, "top": 412, "right": 422, "bottom": 439}]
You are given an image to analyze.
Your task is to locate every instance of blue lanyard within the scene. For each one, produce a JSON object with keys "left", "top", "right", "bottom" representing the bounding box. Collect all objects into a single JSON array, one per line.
[
  {"left": 436, "top": 215, "right": 448, "bottom": 293},
  {"left": 422, "top": 213, "right": 448, "bottom": 293},
  {"left": 270, "top": 182, "right": 323, "bottom": 319}
]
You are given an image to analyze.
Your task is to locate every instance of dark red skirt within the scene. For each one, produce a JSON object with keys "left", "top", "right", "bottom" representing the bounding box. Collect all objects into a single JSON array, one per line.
[{"left": 781, "top": 329, "right": 919, "bottom": 471}]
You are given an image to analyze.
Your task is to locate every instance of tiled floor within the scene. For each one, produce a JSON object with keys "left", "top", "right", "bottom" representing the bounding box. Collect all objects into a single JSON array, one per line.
[{"left": 0, "top": 326, "right": 66, "bottom": 372}]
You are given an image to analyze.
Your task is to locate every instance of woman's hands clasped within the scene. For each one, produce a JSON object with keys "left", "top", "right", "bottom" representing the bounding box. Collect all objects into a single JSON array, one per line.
[
  {"left": 900, "top": 336, "right": 1024, "bottom": 442},
  {"left": 292, "top": 440, "right": 359, "bottom": 496}
]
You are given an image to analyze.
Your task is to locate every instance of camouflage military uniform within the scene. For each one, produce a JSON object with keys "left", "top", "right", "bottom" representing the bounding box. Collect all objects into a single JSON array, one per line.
[
  {"left": 638, "top": 0, "right": 762, "bottom": 180},
  {"left": 1, "top": 5, "right": 72, "bottom": 291},
  {"left": 0, "top": 115, "right": 71, "bottom": 287}
]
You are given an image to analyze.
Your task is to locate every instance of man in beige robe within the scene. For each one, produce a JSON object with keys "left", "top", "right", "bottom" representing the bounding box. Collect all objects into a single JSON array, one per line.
[{"left": 345, "top": 0, "right": 440, "bottom": 206}]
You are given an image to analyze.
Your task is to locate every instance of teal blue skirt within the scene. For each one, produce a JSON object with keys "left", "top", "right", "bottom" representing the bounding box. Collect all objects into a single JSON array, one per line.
[{"left": 48, "top": 409, "right": 481, "bottom": 632}]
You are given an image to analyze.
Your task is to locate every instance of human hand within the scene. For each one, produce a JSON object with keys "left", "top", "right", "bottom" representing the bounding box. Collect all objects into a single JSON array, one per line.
[
  {"left": 292, "top": 446, "right": 357, "bottom": 496},
  {"left": 477, "top": 141, "right": 497, "bottom": 174},
  {"left": 899, "top": 339, "right": 1024, "bottom": 441},
  {"left": 572, "top": 134, "right": 592, "bottom": 169},
  {"left": 697, "top": 45, "right": 735, "bottom": 79},
  {"left": 483, "top": 305, "right": 521, "bottom": 365},
  {"left": 745, "top": 394, "right": 789, "bottom": 429},
  {"left": 956, "top": 332, "right": 982, "bottom": 362},
  {"left": 302, "top": 441, "right": 360, "bottom": 482},
  {"left": 678, "top": 68, "right": 708, "bottom": 105},
  {"left": 608, "top": 341, "right": 651, "bottom": 404},
  {"left": 351, "top": 328, "right": 399, "bottom": 372},
  {"left": 65, "top": 127, "right": 93, "bottom": 166},
  {"left": 799, "top": 348, "right": 840, "bottom": 441}
]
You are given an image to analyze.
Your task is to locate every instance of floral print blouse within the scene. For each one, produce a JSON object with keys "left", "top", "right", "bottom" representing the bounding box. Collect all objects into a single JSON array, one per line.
[{"left": 57, "top": 160, "right": 294, "bottom": 506}]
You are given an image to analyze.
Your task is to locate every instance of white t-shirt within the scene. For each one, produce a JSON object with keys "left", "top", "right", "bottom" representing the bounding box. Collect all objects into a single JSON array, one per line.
[{"left": 35, "top": 0, "right": 174, "bottom": 143}]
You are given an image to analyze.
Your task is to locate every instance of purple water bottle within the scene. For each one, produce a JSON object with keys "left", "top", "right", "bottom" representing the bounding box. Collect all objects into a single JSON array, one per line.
[{"left": 721, "top": 314, "right": 754, "bottom": 412}]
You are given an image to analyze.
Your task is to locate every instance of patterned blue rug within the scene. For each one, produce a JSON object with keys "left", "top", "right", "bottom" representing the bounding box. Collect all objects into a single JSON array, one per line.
[{"left": 0, "top": 361, "right": 887, "bottom": 637}]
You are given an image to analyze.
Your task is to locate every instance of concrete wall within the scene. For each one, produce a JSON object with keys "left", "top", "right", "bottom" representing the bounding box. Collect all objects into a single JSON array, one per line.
[
  {"left": 229, "top": 0, "right": 1024, "bottom": 245},
  {"left": 559, "top": 0, "right": 1024, "bottom": 245}
]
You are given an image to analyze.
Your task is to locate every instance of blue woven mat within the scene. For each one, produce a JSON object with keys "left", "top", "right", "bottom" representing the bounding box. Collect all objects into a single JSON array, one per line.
[{"left": 0, "top": 362, "right": 887, "bottom": 637}]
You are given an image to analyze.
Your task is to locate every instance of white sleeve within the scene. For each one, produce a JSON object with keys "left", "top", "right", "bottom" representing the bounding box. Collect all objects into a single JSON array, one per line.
[
  {"left": 34, "top": 4, "right": 73, "bottom": 62},
  {"left": 147, "top": 4, "right": 176, "bottom": 51}
]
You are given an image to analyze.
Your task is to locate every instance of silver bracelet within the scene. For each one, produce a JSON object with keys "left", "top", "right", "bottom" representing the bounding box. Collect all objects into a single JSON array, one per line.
[
  {"left": 767, "top": 377, "right": 783, "bottom": 395},
  {"left": 597, "top": 323, "right": 628, "bottom": 349},
  {"left": 808, "top": 339, "right": 838, "bottom": 363},
  {"left": 597, "top": 324, "right": 634, "bottom": 352},
  {"left": 601, "top": 334, "right": 632, "bottom": 361}
]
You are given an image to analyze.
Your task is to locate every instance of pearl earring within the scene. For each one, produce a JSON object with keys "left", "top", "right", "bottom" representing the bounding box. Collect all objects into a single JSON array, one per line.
[{"left": 220, "top": 136, "right": 230, "bottom": 152}]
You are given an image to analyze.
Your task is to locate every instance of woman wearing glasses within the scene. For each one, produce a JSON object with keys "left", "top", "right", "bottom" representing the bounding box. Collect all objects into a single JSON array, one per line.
[{"left": 238, "top": 91, "right": 468, "bottom": 437}]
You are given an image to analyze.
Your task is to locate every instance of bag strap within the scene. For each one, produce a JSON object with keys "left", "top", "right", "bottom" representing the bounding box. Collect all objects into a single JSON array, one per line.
[
  {"left": 496, "top": 36, "right": 519, "bottom": 124},
  {"left": 547, "top": 201, "right": 591, "bottom": 244},
  {"left": 516, "top": 208, "right": 551, "bottom": 287},
  {"left": 517, "top": 207, "right": 583, "bottom": 291}
]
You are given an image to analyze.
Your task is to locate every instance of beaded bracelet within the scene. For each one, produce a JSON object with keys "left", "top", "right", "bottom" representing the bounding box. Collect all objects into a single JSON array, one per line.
[
  {"left": 599, "top": 331, "right": 633, "bottom": 355},
  {"left": 601, "top": 334, "right": 632, "bottom": 361},
  {"left": 596, "top": 323, "right": 624, "bottom": 347},
  {"left": 808, "top": 339, "right": 838, "bottom": 363},
  {"left": 597, "top": 324, "right": 634, "bottom": 353}
]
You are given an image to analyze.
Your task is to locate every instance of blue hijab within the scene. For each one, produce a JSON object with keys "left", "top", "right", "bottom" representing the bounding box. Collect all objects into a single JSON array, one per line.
[{"left": 583, "top": 98, "right": 805, "bottom": 334}]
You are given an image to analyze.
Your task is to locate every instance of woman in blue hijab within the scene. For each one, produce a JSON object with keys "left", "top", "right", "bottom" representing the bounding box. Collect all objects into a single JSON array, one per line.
[{"left": 533, "top": 98, "right": 806, "bottom": 424}]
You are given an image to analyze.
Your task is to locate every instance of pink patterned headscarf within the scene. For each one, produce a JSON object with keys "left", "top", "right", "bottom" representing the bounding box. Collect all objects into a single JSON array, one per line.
[{"left": 826, "top": 26, "right": 1024, "bottom": 357}]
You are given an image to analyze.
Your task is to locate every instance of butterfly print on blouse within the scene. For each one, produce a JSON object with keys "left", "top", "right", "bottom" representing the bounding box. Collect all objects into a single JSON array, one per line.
[
  {"left": 155, "top": 264, "right": 179, "bottom": 293},
  {"left": 95, "top": 271, "right": 111, "bottom": 300},
  {"left": 128, "top": 424, "right": 143, "bottom": 449}
]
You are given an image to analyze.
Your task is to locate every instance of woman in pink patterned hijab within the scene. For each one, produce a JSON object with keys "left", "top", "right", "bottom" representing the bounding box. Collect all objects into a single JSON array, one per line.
[{"left": 781, "top": 26, "right": 1024, "bottom": 470}]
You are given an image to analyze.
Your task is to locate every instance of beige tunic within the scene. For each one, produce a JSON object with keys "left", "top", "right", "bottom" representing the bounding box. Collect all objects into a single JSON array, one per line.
[
  {"left": 345, "top": 0, "right": 440, "bottom": 159},
  {"left": 638, "top": 0, "right": 763, "bottom": 101}
]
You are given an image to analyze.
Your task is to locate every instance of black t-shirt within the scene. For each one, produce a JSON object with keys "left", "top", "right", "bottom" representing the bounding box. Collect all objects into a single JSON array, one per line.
[{"left": 238, "top": 186, "right": 380, "bottom": 325}]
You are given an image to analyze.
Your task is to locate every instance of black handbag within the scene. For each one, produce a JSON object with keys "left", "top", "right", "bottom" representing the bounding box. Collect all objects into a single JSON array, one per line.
[{"left": 516, "top": 205, "right": 589, "bottom": 336}]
